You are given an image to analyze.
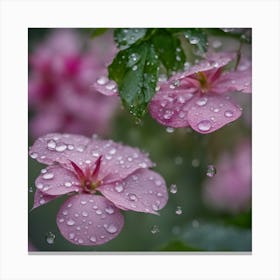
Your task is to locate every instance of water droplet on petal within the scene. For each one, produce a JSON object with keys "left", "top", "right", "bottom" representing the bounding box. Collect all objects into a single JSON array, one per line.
[
  {"left": 39, "top": 198, "right": 46, "bottom": 205},
  {"left": 96, "top": 209, "right": 102, "bottom": 215},
  {"left": 197, "top": 120, "right": 212, "bottom": 132},
  {"left": 41, "top": 168, "right": 47, "bottom": 174},
  {"left": 166, "top": 127, "right": 174, "bottom": 133},
  {"left": 224, "top": 110, "right": 233, "bottom": 118},
  {"left": 45, "top": 232, "right": 55, "bottom": 244},
  {"left": 55, "top": 144, "right": 67, "bottom": 152},
  {"left": 82, "top": 211, "right": 88, "bottom": 217},
  {"left": 97, "top": 76, "right": 108, "bottom": 85},
  {"left": 67, "top": 219, "right": 75, "bottom": 226},
  {"left": 67, "top": 144, "right": 74, "bottom": 150},
  {"left": 69, "top": 233, "right": 75, "bottom": 240},
  {"left": 30, "top": 152, "right": 38, "bottom": 159},
  {"left": 105, "top": 81, "right": 116, "bottom": 90},
  {"left": 80, "top": 200, "right": 87, "bottom": 205},
  {"left": 115, "top": 185, "right": 124, "bottom": 193},
  {"left": 47, "top": 140, "right": 56, "bottom": 150},
  {"left": 128, "top": 193, "right": 138, "bottom": 201},
  {"left": 109, "top": 148, "right": 116, "bottom": 155},
  {"left": 151, "top": 225, "right": 160, "bottom": 234},
  {"left": 170, "top": 184, "right": 177, "bottom": 194},
  {"left": 89, "top": 236, "right": 96, "bottom": 242},
  {"left": 206, "top": 164, "right": 216, "bottom": 178},
  {"left": 78, "top": 239, "right": 84, "bottom": 244},
  {"left": 105, "top": 224, "right": 118, "bottom": 234},
  {"left": 175, "top": 206, "right": 183, "bottom": 215},
  {"left": 196, "top": 97, "right": 208, "bottom": 106},
  {"left": 155, "top": 180, "right": 162, "bottom": 186},
  {"left": 105, "top": 207, "right": 115, "bottom": 215},
  {"left": 43, "top": 173, "right": 54, "bottom": 180}
]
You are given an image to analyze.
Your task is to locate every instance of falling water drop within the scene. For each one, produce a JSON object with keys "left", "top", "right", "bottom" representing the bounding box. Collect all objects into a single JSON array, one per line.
[
  {"left": 45, "top": 232, "right": 56, "bottom": 245},
  {"left": 170, "top": 184, "right": 177, "bottom": 194},
  {"left": 206, "top": 165, "right": 216, "bottom": 178},
  {"left": 175, "top": 206, "right": 183, "bottom": 215},
  {"left": 151, "top": 225, "right": 160, "bottom": 234}
]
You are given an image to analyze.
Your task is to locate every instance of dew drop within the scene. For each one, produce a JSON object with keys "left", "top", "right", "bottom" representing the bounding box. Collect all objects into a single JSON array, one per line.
[
  {"left": 197, "top": 120, "right": 212, "bottom": 132},
  {"left": 170, "top": 184, "right": 177, "bottom": 194},
  {"left": 37, "top": 183, "right": 43, "bottom": 189},
  {"left": 105, "top": 81, "right": 116, "bottom": 90},
  {"left": 78, "top": 239, "right": 84, "bottom": 244},
  {"left": 155, "top": 180, "right": 162, "bottom": 187},
  {"left": 175, "top": 206, "right": 183, "bottom": 215},
  {"left": 55, "top": 144, "right": 67, "bottom": 152},
  {"left": 41, "top": 168, "right": 47, "bottom": 174},
  {"left": 179, "top": 111, "right": 185, "bottom": 119},
  {"left": 166, "top": 127, "right": 174, "bottom": 133},
  {"left": 96, "top": 76, "right": 108, "bottom": 85},
  {"left": 64, "top": 182, "right": 72, "bottom": 187},
  {"left": 45, "top": 232, "right": 55, "bottom": 245},
  {"left": 224, "top": 110, "right": 234, "bottom": 118},
  {"left": 69, "top": 233, "right": 75, "bottom": 240},
  {"left": 105, "top": 207, "right": 115, "bottom": 215},
  {"left": 43, "top": 173, "right": 54, "bottom": 180},
  {"left": 80, "top": 200, "right": 87, "bottom": 205},
  {"left": 67, "top": 219, "right": 75, "bottom": 226},
  {"left": 128, "top": 193, "right": 137, "bottom": 201},
  {"left": 96, "top": 209, "right": 102, "bottom": 215},
  {"left": 39, "top": 198, "right": 46, "bottom": 205},
  {"left": 206, "top": 164, "right": 216, "bottom": 178},
  {"left": 196, "top": 97, "right": 208, "bottom": 106},
  {"left": 28, "top": 186, "right": 33, "bottom": 193},
  {"left": 47, "top": 140, "right": 56, "bottom": 150},
  {"left": 89, "top": 236, "right": 96, "bottom": 242},
  {"left": 30, "top": 152, "right": 38, "bottom": 159},
  {"left": 132, "top": 65, "right": 138, "bottom": 71},
  {"left": 109, "top": 148, "right": 116, "bottom": 155},
  {"left": 151, "top": 225, "right": 160, "bottom": 234},
  {"left": 105, "top": 224, "right": 118, "bottom": 234},
  {"left": 82, "top": 211, "right": 88, "bottom": 217},
  {"left": 67, "top": 144, "right": 74, "bottom": 150},
  {"left": 115, "top": 185, "right": 124, "bottom": 193}
]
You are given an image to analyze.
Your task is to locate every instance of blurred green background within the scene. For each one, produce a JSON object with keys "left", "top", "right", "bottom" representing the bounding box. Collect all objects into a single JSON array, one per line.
[{"left": 28, "top": 28, "right": 251, "bottom": 252}]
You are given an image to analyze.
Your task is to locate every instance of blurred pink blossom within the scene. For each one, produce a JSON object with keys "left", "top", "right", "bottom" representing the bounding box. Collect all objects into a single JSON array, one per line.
[
  {"left": 29, "top": 29, "right": 119, "bottom": 138},
  {"left": 203, "top": 141, "right": 251, "bottom": 213},
  {"left": 149, "top": 52, "right": 251, "bottom": 134},
  {"left": 29, "top": 133, "right": 168, "bottom": 245}
]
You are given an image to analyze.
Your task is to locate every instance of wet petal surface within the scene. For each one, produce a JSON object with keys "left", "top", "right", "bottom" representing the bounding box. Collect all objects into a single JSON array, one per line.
[
  {"left": 32, "top": 189, "right": 58, "bottom": 209},
  {"left": 187, "top": 95, "right": 242, "bottom": 134},
  {"left": 35, "top": 165, "right": 80, "bottom": 195},
  {"left": 56, "top": 194, "right": 124, "bottom": 246},
  {"left": 99, "top": 169, "right": 168, "bottom": 214}
]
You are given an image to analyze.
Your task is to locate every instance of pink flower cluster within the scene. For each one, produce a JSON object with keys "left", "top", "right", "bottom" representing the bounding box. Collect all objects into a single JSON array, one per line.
[
  {"left": 29, "top": 29, "right": 118, "bottom": 138},
  {"left": 29, "top": 133, "right": 168, "bottom": 246},
  {"left": 203, "top": 141, "right": 251, "bottom": 213}
]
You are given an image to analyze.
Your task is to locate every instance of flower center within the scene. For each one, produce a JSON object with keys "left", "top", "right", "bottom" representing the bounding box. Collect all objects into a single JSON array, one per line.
[
  {"left": 70, "top": 156, "right": 103, "bottom": 194},
  {"left": 196, "top": 71, "right": 210, "bottom": 93}
]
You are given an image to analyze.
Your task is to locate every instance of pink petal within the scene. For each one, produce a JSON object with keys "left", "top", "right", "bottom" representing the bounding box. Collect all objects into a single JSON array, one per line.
[
  {"left": 187, "top": 95, "right": 242, "bottom": 134},
  {"left": 86, "top": 139, "right": 154, "bottom": 183},
  {"left": 35, "top": 165, "right": 81, "bottom": 195},
  {"left": 98, "top": 169, "right": 168, "bottom": 214},
  {"left": 29, "top": 133, "right": 92, "bottom": 167},
  {"left": 93, "top": 75, "right": 118, "bottom": 96},
  {"left": 214, "top": 69, "right": 252, "bottom": 94},
  {"left": 32, "top": 189, "right": 58, "bottom": 209},
  {"left": 56, "top": 194, "right": 124, "bottom": 246},
  {"left": 169, "top": 52, "right": 235, "bottom": 82},
  {"left": 149, "top": 87, "right": 196, "bottom": 128}
]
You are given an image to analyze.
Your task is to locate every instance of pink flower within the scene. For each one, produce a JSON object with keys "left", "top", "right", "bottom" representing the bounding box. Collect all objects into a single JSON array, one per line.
[
  {"left": 29, "top": 29, "right": 118, "bottom": 138},
  {"left": 29, "top": 133, "right": 168, "bottom": 246},
  {"left": 202, "top": 141, "right": 251, "bottom": 213},
  {"left": 149, "top": 52, "right": 251, "bottom": 133}
]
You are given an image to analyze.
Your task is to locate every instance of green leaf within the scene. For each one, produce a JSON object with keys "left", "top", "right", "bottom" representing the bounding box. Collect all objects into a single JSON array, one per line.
[
  {"left": 87, "top": 28, "right": 108, "bottom": 38},
  {"left": 108, "top": 42, "right": 159, "bottom": 119},
  {"left": 151, "top": 29, "right": 186, "bottom": 75},
  {"left": 114, "top": 28, "right": 147, "bottom": 50},
  {"left": 183, "top": 28, "right": 208, "bottom": 53}
]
